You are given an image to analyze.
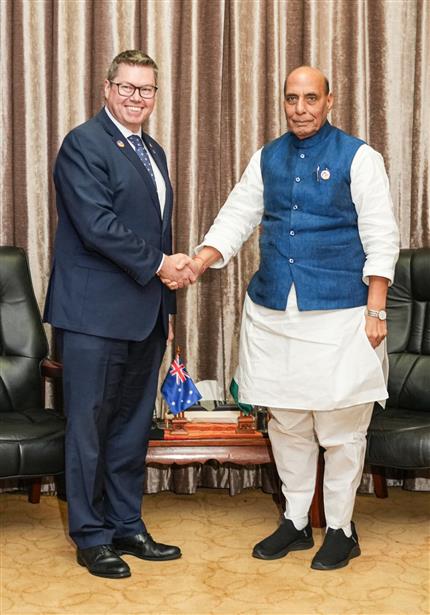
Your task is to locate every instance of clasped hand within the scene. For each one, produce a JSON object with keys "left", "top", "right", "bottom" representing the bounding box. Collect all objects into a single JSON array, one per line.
[{"left": 157, "top": 253, "right": 202, "bottom": 290}]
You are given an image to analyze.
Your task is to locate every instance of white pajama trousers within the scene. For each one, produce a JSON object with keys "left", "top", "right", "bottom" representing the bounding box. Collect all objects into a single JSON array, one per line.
[{"left": 268, "top": 402, "right": 374, "bottom": 530}]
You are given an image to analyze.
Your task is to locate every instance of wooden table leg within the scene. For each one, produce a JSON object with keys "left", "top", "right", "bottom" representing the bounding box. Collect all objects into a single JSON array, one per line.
[
  {"left": 28, "top": 478, "right": 42, "bottom": 504},
  {"left": 371, "top": 465, "right": 388, "bottom": 498}
]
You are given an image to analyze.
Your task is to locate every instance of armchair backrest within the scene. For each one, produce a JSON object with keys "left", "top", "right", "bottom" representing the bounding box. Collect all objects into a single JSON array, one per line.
[
  {"left": 0, "top": 247, "right": 48, "bottom": 413},
  {"left": 386, "top": 248, "right": 430, "bottom": 412}
]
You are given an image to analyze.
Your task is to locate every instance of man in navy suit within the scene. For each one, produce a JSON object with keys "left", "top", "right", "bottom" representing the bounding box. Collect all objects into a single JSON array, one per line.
[{"left": 44, "top": 50, "right": 196, "bottom": 578}]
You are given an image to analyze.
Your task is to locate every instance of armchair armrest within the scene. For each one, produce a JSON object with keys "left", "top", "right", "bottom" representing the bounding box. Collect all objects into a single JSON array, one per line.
[
  {"left": 41, "top": 358, "right": 63, "bottom": 379},
  {"left": 40, "top": 359, "right": 63, "bottom": 410}
]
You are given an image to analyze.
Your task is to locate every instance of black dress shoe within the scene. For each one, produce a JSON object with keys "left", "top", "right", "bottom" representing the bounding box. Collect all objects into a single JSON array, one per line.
[
  {"left": 252, "top": 518, "right": 314, "bottom": 560},
  {"left": 311, "top": 521, "right": 361, "bottom": 570},
  {"left": 77, "top": 544, "right": 131, "bottom": 578},
  {"left": 113, "top": 533, "right": 181, "bottom": 561}
]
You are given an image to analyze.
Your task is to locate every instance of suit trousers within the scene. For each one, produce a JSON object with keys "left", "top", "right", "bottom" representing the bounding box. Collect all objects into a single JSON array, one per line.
[
  {"left": 268, "top": 403, "right": 374, "bottom": 529},
  {"left": 57, "top": 316, "right": 166, "bottom": 549}
]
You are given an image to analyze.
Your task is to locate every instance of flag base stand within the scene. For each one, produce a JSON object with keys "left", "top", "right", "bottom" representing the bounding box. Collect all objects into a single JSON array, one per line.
[
  {"left": 236, "top": 411, "right": 256, "bottom": 434},
  {"left": 163, "top": 421, "right": 263, "bottom": 440},
  {"left": 168, "top": 413, "right": 189, "bottom": 435}
]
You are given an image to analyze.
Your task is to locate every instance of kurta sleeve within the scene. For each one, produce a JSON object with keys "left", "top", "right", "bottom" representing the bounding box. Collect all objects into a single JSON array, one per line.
[
  {"left": 351, "top": 144, "right": 400, "bottom": 285},
  {"left": 195, "top": 149, "right": 264, "bottom": 267}
]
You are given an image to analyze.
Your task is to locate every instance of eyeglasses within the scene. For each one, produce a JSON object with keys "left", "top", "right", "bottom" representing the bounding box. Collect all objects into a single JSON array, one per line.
[{"left": 109, "top": 81, "right": 158, "bottom": 99}]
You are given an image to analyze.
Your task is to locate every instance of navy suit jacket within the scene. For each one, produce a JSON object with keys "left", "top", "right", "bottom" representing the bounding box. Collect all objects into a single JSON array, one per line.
[{"left": 44, "top": 109, "right": 176, "bottom": 340}]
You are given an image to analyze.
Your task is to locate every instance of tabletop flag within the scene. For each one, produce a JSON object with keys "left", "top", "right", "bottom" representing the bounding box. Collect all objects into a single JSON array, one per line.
[
  {"left": 229, "top": 378, "right": 253, "bottom": 415},
  {"left": 161, "top": 353, "right": 202, "bottom": 415}
]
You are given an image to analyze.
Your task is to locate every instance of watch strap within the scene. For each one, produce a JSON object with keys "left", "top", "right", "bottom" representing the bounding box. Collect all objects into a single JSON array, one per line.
[
  {"left": 367, "top": 309, "right": 380, "bottom": 318},
  {"left": 366, "top": 308, "right": 387, "bottom": 320}
]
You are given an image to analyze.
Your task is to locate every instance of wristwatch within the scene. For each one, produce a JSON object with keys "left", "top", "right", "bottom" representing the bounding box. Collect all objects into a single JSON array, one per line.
[{"left": 366, "top": 308, "right": 387, "bottom": 321}]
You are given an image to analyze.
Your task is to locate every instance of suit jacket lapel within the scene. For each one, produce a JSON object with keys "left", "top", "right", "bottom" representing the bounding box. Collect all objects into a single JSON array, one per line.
[{"left": 96, "top": 110, "right": 162, "bottom": 219}]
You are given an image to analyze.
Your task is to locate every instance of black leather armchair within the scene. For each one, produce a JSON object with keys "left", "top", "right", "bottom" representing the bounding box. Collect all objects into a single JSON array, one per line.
[
  {"left": 367, "top": 248, "right": 430, "bottom": 496},
  {"left": 0, "top": 247, "right": 65, "bottom": 503}
]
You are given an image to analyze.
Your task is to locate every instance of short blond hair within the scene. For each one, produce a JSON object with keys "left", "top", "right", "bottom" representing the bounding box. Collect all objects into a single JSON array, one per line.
[{"left": 107, "top": 50, "right": 158, "bottom": 83}]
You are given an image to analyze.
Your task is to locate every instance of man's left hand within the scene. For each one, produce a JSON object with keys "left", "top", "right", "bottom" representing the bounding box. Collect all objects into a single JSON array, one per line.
[{"left": 365, "top": 315, "right": 387, "bottom": 348}]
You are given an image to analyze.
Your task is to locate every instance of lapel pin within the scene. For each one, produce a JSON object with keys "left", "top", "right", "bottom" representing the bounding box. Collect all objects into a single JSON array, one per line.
[
  {"left": 116, "top": 140, "right": 125, "bottom": 148},
  {"left": 321, "top": 169, "right": 330, "bottom": 180}
]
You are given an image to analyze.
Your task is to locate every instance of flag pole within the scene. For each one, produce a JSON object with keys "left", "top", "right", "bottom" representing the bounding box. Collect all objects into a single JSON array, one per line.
[
  {"left": 163, "top": 346, "right": 181, "bottom": 429},
  {"left": 175, "top": 345, "right": 185, "bottom": 421},
  {"left": 167, "top": 344, "right": 188, "bottom": 434}
]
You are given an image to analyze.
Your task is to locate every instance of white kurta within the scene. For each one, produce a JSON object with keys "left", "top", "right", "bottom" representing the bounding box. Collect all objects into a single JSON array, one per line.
[
  {"left": 196, "top": 143, "right": 399, "bottom": 411},
  {"left": 238, "top": 285, "right": 387, "bottom": 409}
]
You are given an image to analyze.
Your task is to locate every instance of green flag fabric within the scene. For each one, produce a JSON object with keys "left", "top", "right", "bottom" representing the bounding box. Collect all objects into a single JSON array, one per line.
[{"left": 229, "top": 378, "right": 253, "bottom": 415}]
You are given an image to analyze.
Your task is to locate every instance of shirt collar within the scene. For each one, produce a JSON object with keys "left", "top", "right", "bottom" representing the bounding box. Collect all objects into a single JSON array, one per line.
[
  {"left": 289, "top": 120, "right": 333, "bottom": 149},
  {"left": 104, "top": 106, "right": 141, "bottom": 140}
]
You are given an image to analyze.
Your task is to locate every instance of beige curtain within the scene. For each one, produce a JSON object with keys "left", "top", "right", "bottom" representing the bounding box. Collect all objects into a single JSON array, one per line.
[{"left": 1, "top": 0, "right": 429, "bottom": 395}]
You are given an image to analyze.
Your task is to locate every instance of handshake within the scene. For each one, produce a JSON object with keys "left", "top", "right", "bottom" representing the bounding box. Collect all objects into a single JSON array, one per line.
[{"left": 157, "top": 253, "right": 205, "bottom": 290}]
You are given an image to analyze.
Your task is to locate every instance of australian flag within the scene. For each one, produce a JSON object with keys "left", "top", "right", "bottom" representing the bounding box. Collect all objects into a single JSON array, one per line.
[{"left": 161, "top": 353, "right": 202, "bottom": 415}]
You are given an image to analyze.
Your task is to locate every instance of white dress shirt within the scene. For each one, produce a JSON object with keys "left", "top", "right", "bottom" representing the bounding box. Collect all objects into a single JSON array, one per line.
[
  {"left": 104, "top": 106, "right": 167, "bottom": 272},
  {"left": 104, "top": 106, "right": 166, "bottom": 218}
]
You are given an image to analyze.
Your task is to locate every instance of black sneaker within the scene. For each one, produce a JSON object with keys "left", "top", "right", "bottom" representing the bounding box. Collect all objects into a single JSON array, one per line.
[
  {"left": 252, "top": 518, "right": 314, "bottom": 560},
  {"left": 311, "top": 521, "right": 361, "bottom": 570}
]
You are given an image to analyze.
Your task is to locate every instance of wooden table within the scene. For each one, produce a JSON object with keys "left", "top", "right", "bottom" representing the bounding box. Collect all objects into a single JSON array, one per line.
[{"left": 146, "top": 436, "right": 326, "bottom": 527}]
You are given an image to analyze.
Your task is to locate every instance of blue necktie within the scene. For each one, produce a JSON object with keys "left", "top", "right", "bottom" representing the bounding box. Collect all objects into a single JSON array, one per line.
[{"left": 128, "top": 135, "right": 157, "bottom": 187}]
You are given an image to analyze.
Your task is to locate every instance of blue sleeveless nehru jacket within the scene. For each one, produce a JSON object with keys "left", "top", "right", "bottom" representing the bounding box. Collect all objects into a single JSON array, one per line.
[{"left": 247, "top": 121, "right": 368, "bottom": 311}]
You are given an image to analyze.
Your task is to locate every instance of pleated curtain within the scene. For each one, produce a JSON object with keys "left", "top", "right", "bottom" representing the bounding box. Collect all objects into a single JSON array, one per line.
[{"left": 1, "top": 0, "right": 429, "bottom": 395}]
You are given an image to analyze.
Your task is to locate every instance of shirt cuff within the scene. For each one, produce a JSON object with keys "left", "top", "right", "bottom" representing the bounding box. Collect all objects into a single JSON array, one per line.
[
  {"left": 194, "top": 240, "right": 233, "bottom": 269},
  {"left": 156, "top": 253, "right": 165, "bottom": 273},
  {"left": 362, "top": 264, "right": 396, "bottom": 286}
]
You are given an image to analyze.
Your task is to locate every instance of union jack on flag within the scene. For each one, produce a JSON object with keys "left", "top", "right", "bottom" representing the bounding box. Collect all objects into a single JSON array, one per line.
[{"left": 161, "top": 353, "right": 202, "bottom": 415}]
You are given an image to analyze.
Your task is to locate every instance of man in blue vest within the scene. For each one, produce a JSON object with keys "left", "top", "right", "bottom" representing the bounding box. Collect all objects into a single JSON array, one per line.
[
  {"left": 172, "top": 66, "right": 399, "bottom": 570},
  {"left": 44, "top": 50, "right": 198, "bottom": 578}
]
